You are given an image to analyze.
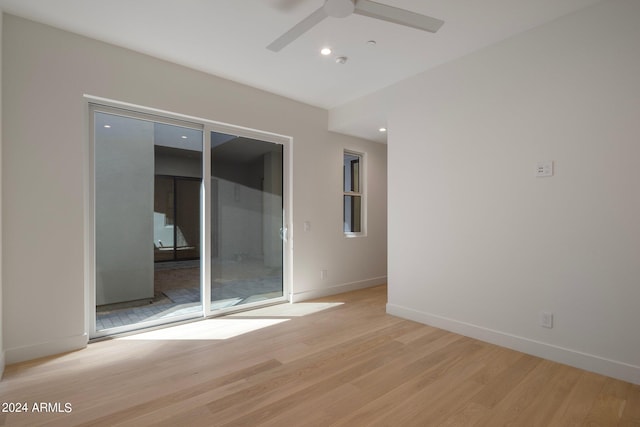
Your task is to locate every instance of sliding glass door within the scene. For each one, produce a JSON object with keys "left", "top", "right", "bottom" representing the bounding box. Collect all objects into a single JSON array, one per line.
[
  {"left": 93, "top": 109, "right": 203, "bottom": 335},
  {"left": 91, "top": 104, "right": 288, "bottom": 337},
  {"left": 209, "top": 132, "right": 284, "bottom": 310}
]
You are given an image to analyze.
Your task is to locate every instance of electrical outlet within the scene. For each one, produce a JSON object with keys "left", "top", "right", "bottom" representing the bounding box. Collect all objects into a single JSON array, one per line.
[
  {"left": 536, "top": 161, "right": 554, "bottom": 177},
  {"left": 320, "top": 269, "right": 327, "bottom": 280},
  {"left": 539, "top": 311, "right": 554, "bottom": 329}
]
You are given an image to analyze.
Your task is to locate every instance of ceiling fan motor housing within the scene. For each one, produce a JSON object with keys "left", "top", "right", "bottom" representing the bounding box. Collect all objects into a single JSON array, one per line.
[{"left": 324, "top": 0, "right": 355, "bottom": 18}]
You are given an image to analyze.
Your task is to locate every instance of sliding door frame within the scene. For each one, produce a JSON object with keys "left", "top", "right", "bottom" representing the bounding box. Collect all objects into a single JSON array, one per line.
[
  {"left": 85, "top": 96, "right": 292, "bottom": 339},
  {"left": 203, "top": 124, "right": 291, "bottom": 317}
]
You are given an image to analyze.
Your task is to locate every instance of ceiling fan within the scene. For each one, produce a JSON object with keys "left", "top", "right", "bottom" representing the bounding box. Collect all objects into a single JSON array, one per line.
[{"left": 267, "top": 0, "right": 444, "bottom": 52}]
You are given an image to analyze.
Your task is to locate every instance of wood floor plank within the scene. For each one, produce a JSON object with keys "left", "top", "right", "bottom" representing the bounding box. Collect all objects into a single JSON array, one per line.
[
  {"left": 469, "top": 352, "right": 542, "bottom": 409},
  {"left": 74, "top": 358, "right": 283, "bottom": 427},
  {"left": 202, "top": 323, "right": 414, "bottom": 425},
  {"left": 583, "top": 377, "right": 632, "bottom": 426},
  {"left": 509, "top": 363, "right": 582, "bottom": 426},
  {"left": 329, "top": 339, "right": 486, "bottom": 427},
  {"left": 473, "top": 359, "right": 561, "bottom": 426},
  {"left": 369, "top": 349, "right": 492, "bottom": 427},
  {"left": 0, "top": 284, "right": 636, "bottom": 426},
  {"left": 468, "top": 345, "right": 524, "bottom": 385},
  {"left": 217, "top": 341, "right": 407, "bottom": 427},
  {"left": 437, "top": 402, "right": 490, "bottom": 427},
  {"left": 389, "top": 343, "right": 501, "bottom": 426},
  {"left": 547, "top": 370, "right": 607, "bottom": 427},
  {"left": 621, "top": 384, "right": 640, "bottom": 424}
]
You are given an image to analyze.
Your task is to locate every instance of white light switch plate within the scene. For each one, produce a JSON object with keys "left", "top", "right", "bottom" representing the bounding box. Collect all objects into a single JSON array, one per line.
[{"left": 536, "top": 161, "right": 553, "bottom": 177}]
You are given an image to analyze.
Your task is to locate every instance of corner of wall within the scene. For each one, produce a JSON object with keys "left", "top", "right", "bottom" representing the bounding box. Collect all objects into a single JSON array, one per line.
[
  {"left": 290, "top": 276, "right": 387, "bottom": 303},
  {"left": 0, "top": 8, "right": 5, "bottom": 380},
  {"left": 4, "top": 333, "right": 88, "bottom": 366}
]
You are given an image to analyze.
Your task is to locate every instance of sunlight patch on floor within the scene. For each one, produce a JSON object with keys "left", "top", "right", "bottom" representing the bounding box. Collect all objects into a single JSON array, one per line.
[
  {"left": 120, "top": 318, "right": 289, "bottom": 341},
  {"left": 118, "top": 302, "right": 343, "bottom": 341},
  {"left": 228, "top": 302, "right": 344, "bottom": 318}
]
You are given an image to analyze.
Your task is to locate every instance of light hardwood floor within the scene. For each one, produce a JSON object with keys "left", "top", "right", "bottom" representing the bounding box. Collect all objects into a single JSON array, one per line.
[{"left": 0, "top": 285, "right": 638, "bottom": 426}]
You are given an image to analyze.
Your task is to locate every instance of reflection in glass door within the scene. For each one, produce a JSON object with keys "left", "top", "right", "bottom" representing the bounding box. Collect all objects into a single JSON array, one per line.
[
  {"left": 209, "top": 132, "right": 284, "bottom": 310},
  {"left": 93, "top": 108, "right": 203, "bottom": 335},
  {"left": 154, "top": 176, "right": 201, "bottom": 262}
]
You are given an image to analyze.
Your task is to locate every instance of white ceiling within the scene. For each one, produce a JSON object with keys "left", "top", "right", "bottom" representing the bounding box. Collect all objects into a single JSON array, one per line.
[{"left": 0, "top": 0, "right": 602, "bottom": 142}]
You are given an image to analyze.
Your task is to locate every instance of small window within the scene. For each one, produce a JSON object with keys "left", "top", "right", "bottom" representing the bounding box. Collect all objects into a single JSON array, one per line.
[{"left": 343, "top": 151, "right": 363, "bottom": 235}]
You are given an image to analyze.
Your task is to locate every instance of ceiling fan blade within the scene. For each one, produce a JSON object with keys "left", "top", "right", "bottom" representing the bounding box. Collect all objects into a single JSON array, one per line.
[
  {"left": 267, "top": 6, "right": 328, "bottom": 52},
  {"left": 353, "top": 0, "right": 444, "bottom": 33}
]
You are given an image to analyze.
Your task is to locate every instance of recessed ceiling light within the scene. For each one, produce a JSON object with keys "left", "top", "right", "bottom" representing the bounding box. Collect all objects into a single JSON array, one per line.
[
  {"left": 335, "top": 56, "right": 348, "bottom": 64},
  {"left": 320, "top": 47, "right": 332, "bottom": 56},
  {"left": 103, "top": 125, "right": 111, "bottom": 128},
  {"left": 367, "top": 40, "right": 377, "bottom": 46},
  {"left": 181, "top": 135, "right": 188, "bottom": 139},
  {"left": 379, "top": 127, "right": 387, "bottom": 132}
]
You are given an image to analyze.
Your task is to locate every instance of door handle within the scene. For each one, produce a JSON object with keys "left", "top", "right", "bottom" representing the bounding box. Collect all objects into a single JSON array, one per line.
[{"left": 279, "top": 226, "right": 288, "bottom": 241}]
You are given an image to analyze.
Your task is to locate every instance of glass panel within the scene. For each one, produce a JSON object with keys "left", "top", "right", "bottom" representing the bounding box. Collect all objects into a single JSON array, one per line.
[
  {"left": 175, "top": 178, "right": 201, "bottom": 260},
  {"left": 154, "top": 177, "right": 201, "bottom": 262},
  {"left": 95, "top": 111, "right": 203, "bottom": 333},
  {"left": 344, "top": 195, "right": 362, "bottom": 233},
  {"left": 344, "top": 153, "right": 360, "bottom": 193},
  {"left": 210, "top": 132, "right": 284, "bottom": 310},
  {"left": 154, "top": 176, "right": 175, "bottom": 262}
]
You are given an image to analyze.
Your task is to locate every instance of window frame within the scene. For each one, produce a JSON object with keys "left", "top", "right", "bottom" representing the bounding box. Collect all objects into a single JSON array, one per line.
[
  {"left": 85, "top": 96, "right": 293, "bottom": 339},
  {"left": 343, "top": 149, "right": 366, "bottom": 237}
]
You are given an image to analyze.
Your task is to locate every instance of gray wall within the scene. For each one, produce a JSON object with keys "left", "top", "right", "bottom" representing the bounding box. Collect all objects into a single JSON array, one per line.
[
  {"left": 1, "top": 14, "right": 387, "bottom": 363},
  {"left": 218, "top": 180, "right": 262, "bottom": 261},
  {"left": 154, "top": 149, "right": 201, "bottom": 178},
  {"left": 94, "top": 113, "right": 154, "bottom": 305}
]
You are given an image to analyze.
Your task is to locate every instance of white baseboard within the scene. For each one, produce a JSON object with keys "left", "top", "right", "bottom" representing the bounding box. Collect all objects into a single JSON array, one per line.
[
  {"left": 291, "top": 276, "right": 387, "bottom": 303},
  {"left": 387, "top": 303, "right": 640, "bottom": 385},
  {"left": 5, "top": 333, "right": 89, "bottom": 365}
]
